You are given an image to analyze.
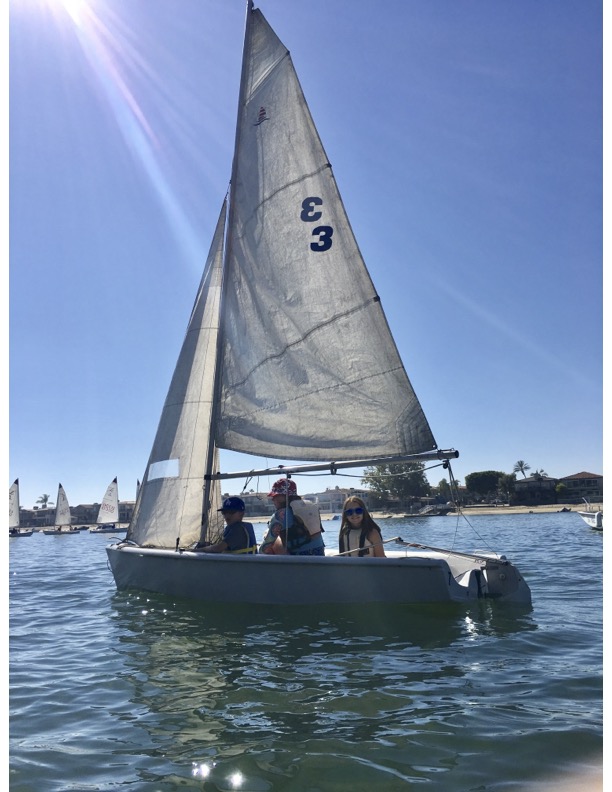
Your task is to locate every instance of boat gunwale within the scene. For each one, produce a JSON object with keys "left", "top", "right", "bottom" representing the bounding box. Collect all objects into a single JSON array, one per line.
[{"left": 107, "top": 543, "right": 503, "bottom": 569}]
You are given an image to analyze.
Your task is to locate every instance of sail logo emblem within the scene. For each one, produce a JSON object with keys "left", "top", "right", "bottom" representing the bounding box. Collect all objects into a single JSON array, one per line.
[{"left": 254, "top": 107, "right": 269, "bottom": 126}]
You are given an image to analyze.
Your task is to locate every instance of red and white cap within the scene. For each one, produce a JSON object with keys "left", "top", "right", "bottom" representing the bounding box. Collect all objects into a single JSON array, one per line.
[{"left": 268, "top": 478, "right": 297, "bottom": 497}]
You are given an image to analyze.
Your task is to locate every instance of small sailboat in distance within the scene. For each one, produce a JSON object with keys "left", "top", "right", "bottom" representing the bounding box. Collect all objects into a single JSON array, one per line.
[
  {"left": 9, "top": 479, "right": 33, "bottom": 537},
  {"left": 43, "top": 484, "right": 80, "bottom": 535},
  {"left": 90, "top": 478, "right": 126, "bottom": 533}
]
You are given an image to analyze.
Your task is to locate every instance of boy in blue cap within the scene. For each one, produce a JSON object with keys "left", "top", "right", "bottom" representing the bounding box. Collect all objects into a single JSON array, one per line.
[{"left": 198, "top": 496, "right": 257, "bottom": 554}]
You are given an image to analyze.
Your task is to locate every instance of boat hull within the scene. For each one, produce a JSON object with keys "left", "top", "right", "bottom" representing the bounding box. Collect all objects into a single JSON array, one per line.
[
  {"left": 577, "top": 510, "right": 603, "bottom": 530},
  {"left": 106, "top": 545, "right": 531, "bottom": 605},
  {"left": 90, "top": 525, "right": 126, "bottom": 534},
  {"left": 42, "top": 528, "right": 81, "bottom": 535}
]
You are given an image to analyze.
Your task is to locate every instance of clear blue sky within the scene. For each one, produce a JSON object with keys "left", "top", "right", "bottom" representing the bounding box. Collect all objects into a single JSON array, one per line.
[{"left": 8, "top": 0, "right": 603, "bottom": 510}]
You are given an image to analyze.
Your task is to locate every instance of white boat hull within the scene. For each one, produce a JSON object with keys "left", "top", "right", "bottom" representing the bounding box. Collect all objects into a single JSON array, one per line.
[
  {"left": 90, "top": 525, "right": 126, "bottom": 534},
  {"left": 42, "top": 528, "right": 81, "bottom": 535},
  {"left": 577, "top": 510, "right": 603, "bottom": 530},
  {"left": 106, "top": 544, "right": 531, "bottom": 606}
]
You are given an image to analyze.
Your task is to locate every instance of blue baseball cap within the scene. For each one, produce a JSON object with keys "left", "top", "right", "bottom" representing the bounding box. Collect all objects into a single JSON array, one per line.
[{"left": 218, "top": 496, "right": 245, "bottom": 512}]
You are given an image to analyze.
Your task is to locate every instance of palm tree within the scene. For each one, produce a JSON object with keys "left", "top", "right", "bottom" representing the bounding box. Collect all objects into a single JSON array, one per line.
[
  {"left": 36, "top": 493, "right": 54, "bottom": 509},
  {"left": 533, "top": 468, "right": 548, "bottom": 477},
  {"left": 513, "top": 460, "right": 531, "bottom": 478}
]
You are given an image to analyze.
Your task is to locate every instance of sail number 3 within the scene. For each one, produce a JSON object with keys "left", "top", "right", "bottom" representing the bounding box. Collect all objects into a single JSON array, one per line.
[{"left": 301, "top": 197, "right": 333, "bottom": 252}]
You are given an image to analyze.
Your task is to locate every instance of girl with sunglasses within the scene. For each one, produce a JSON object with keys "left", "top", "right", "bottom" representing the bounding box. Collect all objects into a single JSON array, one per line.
[{"left": 338, "top": 497, "right": 386, "bottom": 557}]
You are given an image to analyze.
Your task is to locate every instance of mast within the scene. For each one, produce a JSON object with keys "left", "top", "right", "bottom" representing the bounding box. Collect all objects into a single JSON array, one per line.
[{"left": 200, "top": 0, "right": 255, "bottom": 537}]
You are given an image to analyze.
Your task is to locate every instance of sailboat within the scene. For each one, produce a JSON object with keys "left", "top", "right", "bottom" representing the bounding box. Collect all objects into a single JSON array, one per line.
[
  {"left": 43, "top": 484, "right": 80, "bottom": 535},
  {"left": 90, "top": 477, "right": 126, "bottom": 533},
  {"left": 9, "top": 479, "right": 33, "bottom": 537},
  {"left": 107, "top": 2, "right": 531, "bottom": 606}
]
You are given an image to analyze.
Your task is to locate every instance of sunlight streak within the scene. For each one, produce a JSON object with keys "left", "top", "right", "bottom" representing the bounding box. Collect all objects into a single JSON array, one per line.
[
  {"left": 57, "top": 0, "right": 88, "bottom": 25},
  {"left": 429, "top": 275, "right": 599, "bottom": 391},
  {"left": 33, "top": 0, "right": 207, "bottom": 270}
]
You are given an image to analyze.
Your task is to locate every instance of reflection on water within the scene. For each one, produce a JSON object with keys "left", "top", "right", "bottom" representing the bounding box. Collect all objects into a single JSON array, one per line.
[
  {"left": 114, "top": 591, "right": 536, "bottom": 643},
  {"left": 108, "top": 592, "right": 542, "bottom": 790}
]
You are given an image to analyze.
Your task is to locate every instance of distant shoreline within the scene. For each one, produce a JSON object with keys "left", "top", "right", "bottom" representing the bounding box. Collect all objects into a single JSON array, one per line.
[
  {"left": 54, "top": 503, "right": 599, "bottom": 528},
  {"left": 247, "top": 503, "right": 601, "bottom": 523}
]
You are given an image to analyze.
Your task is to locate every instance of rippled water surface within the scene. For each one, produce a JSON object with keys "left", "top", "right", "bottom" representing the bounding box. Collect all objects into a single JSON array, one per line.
[{"left": 9, "top": 513, "right": 602, "bottom": 791}]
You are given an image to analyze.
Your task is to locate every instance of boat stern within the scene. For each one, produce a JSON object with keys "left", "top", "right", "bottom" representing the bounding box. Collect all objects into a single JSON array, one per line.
[{"left": 481, "top": 558, "right": 532, "bottom": 604}]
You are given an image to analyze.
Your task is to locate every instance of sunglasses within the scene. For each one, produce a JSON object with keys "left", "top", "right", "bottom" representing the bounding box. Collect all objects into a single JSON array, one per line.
[{"left": 344, "top": 507, "right": 364, "bottom": 517}]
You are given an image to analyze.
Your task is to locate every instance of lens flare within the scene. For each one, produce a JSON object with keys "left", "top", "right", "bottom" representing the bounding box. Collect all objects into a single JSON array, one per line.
[
  {"left": 19, "top": 0, "right": 90, "bottom": 25},
  {"left": 57, "top": 0, "right": 88, "bottom": 25},
  {"left": 19, "top": 0, "right": 207, "bottom": 272}
]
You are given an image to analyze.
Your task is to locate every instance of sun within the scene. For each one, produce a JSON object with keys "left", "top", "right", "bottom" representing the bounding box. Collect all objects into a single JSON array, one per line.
[
  {"left": 58, "top": 0, "right": 89, "bottom": 22},
  {"left": 15, "top": 0, "right": 92, "bottom": 25},
  {"left": 50, "top": 0, "right": 90, "bottom": 24}
]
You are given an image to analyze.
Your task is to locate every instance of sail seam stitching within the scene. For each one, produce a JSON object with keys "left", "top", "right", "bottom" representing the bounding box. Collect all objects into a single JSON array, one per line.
[
  {"left": 226, "top": 364, "right": 407, "bottom": 418},
  {"left": 224, "top": 297, "right": 381, "bottom": 392},
  {"left": 236, "top": 165, "right": 332, "bottom": 233},
  {"left": 248, "top": 49, "right": 290, "bottom": 97}
]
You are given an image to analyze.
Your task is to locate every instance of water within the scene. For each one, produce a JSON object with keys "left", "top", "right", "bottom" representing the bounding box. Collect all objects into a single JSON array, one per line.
[{"left": 9, "top": 513, "right": 602, "bottom": 791}]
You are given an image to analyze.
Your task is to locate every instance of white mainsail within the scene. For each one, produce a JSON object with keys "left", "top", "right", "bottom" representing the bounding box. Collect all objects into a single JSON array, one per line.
[
  {"left": 9, "top": 479, "right": 20, "bottom": 529},
  {"left": 96, "top": 477, "right": 119, "bottom": 525},
  {"left": 216, "top": 7, "right": 436, "bottom": 460},
  {"left": 54, "top": 484, "right": 72, "bottom": 528}
]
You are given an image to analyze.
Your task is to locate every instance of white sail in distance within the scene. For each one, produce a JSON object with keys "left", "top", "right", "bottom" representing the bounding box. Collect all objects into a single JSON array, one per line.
[
  {"left": 9, "top": 479, "right": 20, "bottom": 529},
  {"left": 54, "top": 484, "right": 71, "bottom": 528},
  {"left": 96, "top": 478, "right": 119, "bottom": 525}
]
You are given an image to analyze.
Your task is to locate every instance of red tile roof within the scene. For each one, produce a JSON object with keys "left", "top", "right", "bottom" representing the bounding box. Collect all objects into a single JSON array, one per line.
[{"left": 560, "top": 471, "right": 602, "bottom": 480}]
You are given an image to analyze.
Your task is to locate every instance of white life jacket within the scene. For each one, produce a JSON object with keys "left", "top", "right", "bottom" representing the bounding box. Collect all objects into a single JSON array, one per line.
[
  {"left": 291, "top": 499, "right": 322, "bottom": 536},
  {"left": 343, "top": 527, "right": 376, "bottom": 557}
]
